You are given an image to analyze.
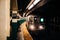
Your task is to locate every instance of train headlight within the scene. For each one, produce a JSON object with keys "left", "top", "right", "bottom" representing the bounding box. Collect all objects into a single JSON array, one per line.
[
  {"left": 29, "top": 25, "right": 35, "bottom": 31},
  {"left": 40, "top": 18, "right": 44, "bottom": 22},
  {"left": 39, "top": 25, "right": 44, "bottom": 30}
]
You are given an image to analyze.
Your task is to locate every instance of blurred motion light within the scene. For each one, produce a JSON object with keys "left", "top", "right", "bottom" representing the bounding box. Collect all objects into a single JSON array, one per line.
[{"left": 29, "top": 25, "right": 35, "bottom": 31}]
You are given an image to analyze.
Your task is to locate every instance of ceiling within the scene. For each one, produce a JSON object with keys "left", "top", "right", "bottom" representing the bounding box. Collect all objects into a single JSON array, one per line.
[
  {"left": 17, "top": 0, "right": 60, "bottom": 17},
  {"left": 17, "top": 0, "right": 31, "bottom": 16},
  {"left": 31, "top": 0, "right": 59, "bottom": 17}
]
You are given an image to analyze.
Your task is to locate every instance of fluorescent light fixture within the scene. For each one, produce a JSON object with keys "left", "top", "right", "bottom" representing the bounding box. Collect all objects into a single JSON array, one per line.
[
  {"left": 33, "top": 0, "right": 40, "bottom": 5},
  {"left": 28, "top": 0, "right": 40, "bottom": 10},
  {"left": 28, "top": 4, "right": 34, "bottom": 10}
]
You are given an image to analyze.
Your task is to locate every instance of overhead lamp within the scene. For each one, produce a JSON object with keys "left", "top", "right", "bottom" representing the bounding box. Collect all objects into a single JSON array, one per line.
[
  {"left": 33, "top": 0, "right": 40, "bottom": 5},
  {"left": 28, "top": 4, "right": 34, "bottom": 10},
  {"left": 28, "top": 0, "right": 41, "bottom": 10}
]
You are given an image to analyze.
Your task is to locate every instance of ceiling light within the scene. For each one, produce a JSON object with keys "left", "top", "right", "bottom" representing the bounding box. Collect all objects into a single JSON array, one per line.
[
  {"left": 33, "top": 0, "right": 40, "bottom": 5},
  {"left": 28, "top": 4, "right": 34, "bottom": 10},
  {"left": 28, "top": 0, "right": 41, "bottom": 10}
]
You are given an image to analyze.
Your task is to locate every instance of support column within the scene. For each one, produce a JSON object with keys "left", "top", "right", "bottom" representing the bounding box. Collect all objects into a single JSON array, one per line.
[{"left": 0, "top": 0, "right": 10, "bottom": 40}]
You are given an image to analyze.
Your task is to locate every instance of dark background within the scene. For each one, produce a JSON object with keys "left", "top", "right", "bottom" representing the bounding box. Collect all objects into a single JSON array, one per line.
[{"left": 17, "top": 0, "right": 60, "bottom": 40}]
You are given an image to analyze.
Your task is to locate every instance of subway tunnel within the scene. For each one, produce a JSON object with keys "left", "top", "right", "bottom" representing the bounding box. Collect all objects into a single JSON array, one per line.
[{"left": 9, "top": 0, "right": 60, "bottom": 40}]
